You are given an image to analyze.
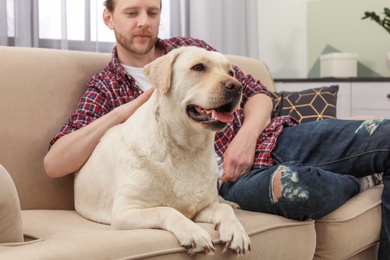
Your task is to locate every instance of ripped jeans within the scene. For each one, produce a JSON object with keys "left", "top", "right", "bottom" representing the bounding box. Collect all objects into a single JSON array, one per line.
[{"left": 219, "top": 119, "right": 390, "bottom": 260}]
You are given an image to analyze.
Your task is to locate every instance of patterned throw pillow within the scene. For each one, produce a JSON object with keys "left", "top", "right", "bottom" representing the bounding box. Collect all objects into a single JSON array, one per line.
[{"left": 269, "top": 85, "right": 339, "bottom": 123}]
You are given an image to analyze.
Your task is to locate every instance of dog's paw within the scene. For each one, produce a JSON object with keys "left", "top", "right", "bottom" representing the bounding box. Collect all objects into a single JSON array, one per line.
[
  {"left": 177, "top": 227, "right": 215, "bottom": 255},
  {"left": 216, "top": 220, "right": 251, "bottom": 255}
]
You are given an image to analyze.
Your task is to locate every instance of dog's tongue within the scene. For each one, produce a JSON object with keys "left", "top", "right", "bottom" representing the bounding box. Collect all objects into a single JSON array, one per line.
[{"left": 212, "top": 110, "right": 234, "bottom": 123}]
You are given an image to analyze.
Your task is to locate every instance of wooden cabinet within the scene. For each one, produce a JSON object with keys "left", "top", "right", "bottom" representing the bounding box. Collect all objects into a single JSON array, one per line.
[
  {"left": 351, "top": 82, "right": 390, "bottom": 118},
  {"left": 274, "top": 79, "right": 390, "bottom": 119}
]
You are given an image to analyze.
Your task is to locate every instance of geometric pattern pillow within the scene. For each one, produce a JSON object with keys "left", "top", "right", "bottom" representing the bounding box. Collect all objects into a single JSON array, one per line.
[{"left": 269, "top": 85, "right": 339, "bottom": 123}]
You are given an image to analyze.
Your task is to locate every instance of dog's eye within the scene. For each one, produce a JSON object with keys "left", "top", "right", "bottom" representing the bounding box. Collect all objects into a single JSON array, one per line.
[
  {"left": 229, "top": 71, "right": 234, "bottom": 77},
  {"left": 191, "top": 64, "right": 206, "bottom": 72}
]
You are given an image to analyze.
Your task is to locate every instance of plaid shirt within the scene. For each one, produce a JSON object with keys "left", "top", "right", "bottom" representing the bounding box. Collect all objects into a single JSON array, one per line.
[{"left": 50, "top": 37, "right": 297, "bottom": 169}]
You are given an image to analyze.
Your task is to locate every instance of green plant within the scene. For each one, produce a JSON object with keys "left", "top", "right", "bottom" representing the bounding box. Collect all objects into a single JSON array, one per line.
[{"left": 362, "top": 7, "right": 390, "bottom": 35}]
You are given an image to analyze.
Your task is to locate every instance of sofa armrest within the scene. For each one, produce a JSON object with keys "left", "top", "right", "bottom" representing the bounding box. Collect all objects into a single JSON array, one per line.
[{"left": 0, "top": 164, "right": 23, "bottom": 243}]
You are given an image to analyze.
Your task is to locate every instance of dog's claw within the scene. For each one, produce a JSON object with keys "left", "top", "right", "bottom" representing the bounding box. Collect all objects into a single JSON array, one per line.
[
  {"left": 220, "top": 229, "right": 250, "bottom": 255},
  {"left": 187, "top": 245, "right": 215, "bottom": 256},
  {"left": 215, "top": 222, "right": 220, "bottom": 230},
  {"left": 222, "top": 240, "right": 231, "bottom": 253},
  {"left": 181, "top": 236, "right": 215, "bottom": 256},
  {"left": 206, "top": 245, "right": 216, "bottom": 255},
  {"left": 222, "top": 241, "right": 247, "bottom": 255}
]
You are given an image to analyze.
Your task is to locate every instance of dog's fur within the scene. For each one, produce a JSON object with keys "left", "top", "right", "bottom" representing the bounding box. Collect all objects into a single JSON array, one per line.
[{"left": 74, "top": 46, "right": 250, "bottom": 255}]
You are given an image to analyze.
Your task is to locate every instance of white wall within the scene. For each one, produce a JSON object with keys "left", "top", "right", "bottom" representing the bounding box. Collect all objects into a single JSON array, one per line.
[
  {"left": 258, "top": 0, "right": 390, "bottom": 79},
  {"left": 307, "top": 0, "right": 390, "bottom": 78},
  {"left": 257, "top": 0, "right": 308, "bottom": 79}
]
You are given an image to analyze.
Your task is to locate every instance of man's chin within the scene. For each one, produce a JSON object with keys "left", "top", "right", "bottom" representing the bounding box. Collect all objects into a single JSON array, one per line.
[
  {"left": 131, "top": 46, "right": 154, "bottom": 55},
  {"left": 115, "top": 32, "right": 157, "bottom": 56},
  {"left": 118, "top": 42, "right": 153, "bottom": 56},
  {"left": 130, "top": 39, "right": 157, "bottom": 55}
]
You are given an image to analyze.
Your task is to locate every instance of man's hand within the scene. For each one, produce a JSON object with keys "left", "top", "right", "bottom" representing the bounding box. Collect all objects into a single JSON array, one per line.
[
  {"left": 117, "top": 87, "right": 155, "bottom": 122},
  {"left": 221, "top": 127, "right": 257, "bottom": 182},
  {"left": 220, "top": 93, "right": 273, "bottom": 183}
]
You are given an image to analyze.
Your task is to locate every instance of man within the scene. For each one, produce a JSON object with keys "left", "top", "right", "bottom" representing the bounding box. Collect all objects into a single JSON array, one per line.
[
  {"left": 43, "top": 0, "right": 390, "bottom": 259},
  {"left": 43, "top": 0, "right": 273, "bottom": 184}
]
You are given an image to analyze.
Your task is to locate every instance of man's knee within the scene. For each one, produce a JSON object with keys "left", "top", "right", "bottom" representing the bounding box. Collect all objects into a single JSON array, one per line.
[{"left": 270, "top": 165, "right": 309, "bottom": 203}]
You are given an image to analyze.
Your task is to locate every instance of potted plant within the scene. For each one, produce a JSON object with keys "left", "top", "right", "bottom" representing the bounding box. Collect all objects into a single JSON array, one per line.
[
  {"left": 362, "top": 7, "right": 390, "bottom": 71},
  {"left": 362, "top": 7, "right": 390, "bottom": 34}
]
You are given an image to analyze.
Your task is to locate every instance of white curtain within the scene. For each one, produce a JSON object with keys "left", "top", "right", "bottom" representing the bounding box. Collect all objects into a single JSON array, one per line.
[
  {"left": 2, "top": 0, "right": 50, "bottom": 48},
  {"left": 14, "top": 0, "right": 39, "bottom": 47},
  {"left": 1, "top": 0, "right": 259, "bottom": 58},
  {"left": 1, "top": 0, "right": 115, "bottom": 52},
  {"left": 0, "top": 0, "right": 8, "bottom": 46},
  {"left": 170, "top": 0, "right": 259, "bottom": 59}
]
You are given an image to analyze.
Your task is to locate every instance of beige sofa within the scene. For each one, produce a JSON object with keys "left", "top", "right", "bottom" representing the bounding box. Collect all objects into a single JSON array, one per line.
[{"left": 0, "top": 46, "right": 383, "bottom": 259}]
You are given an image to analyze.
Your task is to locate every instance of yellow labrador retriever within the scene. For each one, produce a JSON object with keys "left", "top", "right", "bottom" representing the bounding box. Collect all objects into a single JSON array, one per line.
[{"left": 74, "top": 46, "right": 250, "bottom": 255}]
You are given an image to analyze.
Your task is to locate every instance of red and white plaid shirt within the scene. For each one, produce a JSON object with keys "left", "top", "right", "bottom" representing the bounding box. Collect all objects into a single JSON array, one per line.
[{"left": 50, "top": 37, "right": 298, "bottom": 169}]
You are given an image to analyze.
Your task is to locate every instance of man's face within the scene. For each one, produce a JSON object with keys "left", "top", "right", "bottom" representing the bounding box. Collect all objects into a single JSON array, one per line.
[{"left": 104, "top": 0, "right": 161, "bottom": 55}]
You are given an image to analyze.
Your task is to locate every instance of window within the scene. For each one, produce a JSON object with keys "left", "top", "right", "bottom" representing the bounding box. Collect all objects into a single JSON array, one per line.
[
  {"left": 3, "top": 0, "right": 171, "bottom": 52},
  {"left": 39, "top": 0, "right": 85, "bottom": 40},
  {"left": 5, "top": 0, "right": 14, "bottom": 37}
]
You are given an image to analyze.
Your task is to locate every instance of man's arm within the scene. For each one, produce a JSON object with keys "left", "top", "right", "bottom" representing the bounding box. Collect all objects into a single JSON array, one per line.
[
  {"left": 43, "top": 88, "right": 154, "bottom": 178},
  {"left": 221, "top": 93, "right": 272, "bottom": 182}
]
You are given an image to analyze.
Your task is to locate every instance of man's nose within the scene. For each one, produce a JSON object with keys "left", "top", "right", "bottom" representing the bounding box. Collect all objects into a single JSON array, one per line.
[{"left": 137, "top": 12, "right": 151, "bottom": 28}]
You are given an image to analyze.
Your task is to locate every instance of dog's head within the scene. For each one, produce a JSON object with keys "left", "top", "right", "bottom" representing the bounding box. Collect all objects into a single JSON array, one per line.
[{"left": 143, "top": 46, "right": 242, "bottom": 132}]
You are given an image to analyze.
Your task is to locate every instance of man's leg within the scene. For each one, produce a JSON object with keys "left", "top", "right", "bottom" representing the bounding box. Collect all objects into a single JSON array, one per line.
[
  {"left": 272, "top": 119, "right": 390, "bottom": 177},
  {"left": 220, "top": 161, "right": 360, "bottom": 220},
  {"left": 272, "top": 118, "right": 390, "bottom": 259}
]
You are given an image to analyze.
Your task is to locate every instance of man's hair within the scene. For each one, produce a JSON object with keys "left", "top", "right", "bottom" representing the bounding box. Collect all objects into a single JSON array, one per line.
[
  {"left": 104, "top": 0, "right": 115, "bottom": 12},
  {"left": 104, "top": 0, "right": 162, "bottom": 12}
]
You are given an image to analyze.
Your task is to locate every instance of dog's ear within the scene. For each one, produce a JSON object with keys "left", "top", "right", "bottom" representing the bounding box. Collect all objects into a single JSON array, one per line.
[{"left": 143, "top": 48, "right": 182, "bottom": 94}]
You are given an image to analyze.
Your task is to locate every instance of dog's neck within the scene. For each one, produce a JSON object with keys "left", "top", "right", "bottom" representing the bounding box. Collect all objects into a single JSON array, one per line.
[{"left": 149, "top": 92, "right": 216, "bottom": 154}]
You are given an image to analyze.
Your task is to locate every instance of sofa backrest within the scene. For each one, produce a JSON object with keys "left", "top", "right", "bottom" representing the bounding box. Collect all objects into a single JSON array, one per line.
[
  {"left": 0, "top": 47, "right": 111, "bottom": 210},
  {"left": 0, "top": 46, "right": 275, "bottom": 210},
  {"left": 225, "top": 54, "right": 276, "bottom": 92}
]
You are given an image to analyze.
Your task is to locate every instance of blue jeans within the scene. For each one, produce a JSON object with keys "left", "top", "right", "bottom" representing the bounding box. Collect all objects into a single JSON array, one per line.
[{"left": 219, "top": 119, "right": 390, "bottom": 259}]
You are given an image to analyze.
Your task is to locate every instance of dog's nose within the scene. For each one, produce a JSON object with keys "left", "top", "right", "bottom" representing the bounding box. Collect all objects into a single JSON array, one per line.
[{"left": 224, "top": 79, "right": 243, "bottom": 92}]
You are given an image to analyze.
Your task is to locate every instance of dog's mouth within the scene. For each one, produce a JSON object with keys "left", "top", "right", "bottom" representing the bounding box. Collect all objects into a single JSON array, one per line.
[{"left": 186, "top": 102, "right": 236, "bottom": 130}]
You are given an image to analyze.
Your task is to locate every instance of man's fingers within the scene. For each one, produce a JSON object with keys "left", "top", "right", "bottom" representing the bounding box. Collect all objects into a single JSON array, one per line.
[
  {"left": 118, "top": 87, "right": 155, "bottom": 122},
  {"left": 222, "top": 165, "right": 240, "bottom": 183},
  {"left": 138, "top": 87, "right": 155, "bottom": 103},
  {"left": 132, "top": 87, "right": 155, "bottom": 110},
  {"left": 222, "top": 163, "right": 251, "bottom": 183}
]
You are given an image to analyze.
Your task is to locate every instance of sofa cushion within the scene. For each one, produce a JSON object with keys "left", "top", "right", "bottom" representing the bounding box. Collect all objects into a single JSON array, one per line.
[
  {"left": 0, "top": 209, "right": 316, "bottom": 259},
  {"left": 270, "top": 85, "right": 339, "bottom": 123},
  {"left": 314, "top": 185, "right": 383, "bottom": 260},
  {"left": 0, "top": 165, "right": 23, "bottom": 243}
]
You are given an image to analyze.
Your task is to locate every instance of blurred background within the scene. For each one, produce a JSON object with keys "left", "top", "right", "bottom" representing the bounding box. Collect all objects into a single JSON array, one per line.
[{"left": 1, "top": 0, "right": 389, "bottom": 78}]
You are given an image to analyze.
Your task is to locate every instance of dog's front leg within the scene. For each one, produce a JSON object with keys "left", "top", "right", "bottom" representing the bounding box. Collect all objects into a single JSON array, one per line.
[
  {"left": 112, "top": 206, "right": 215, "bottom": 255},
  {"left": 193, "top": 201, "right": 251, "bottom": 255}
]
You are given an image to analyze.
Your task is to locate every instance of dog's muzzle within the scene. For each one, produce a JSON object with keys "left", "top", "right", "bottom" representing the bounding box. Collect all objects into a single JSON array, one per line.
[{"left": 186, "top": 79, "right": 243, "bottom": 131}]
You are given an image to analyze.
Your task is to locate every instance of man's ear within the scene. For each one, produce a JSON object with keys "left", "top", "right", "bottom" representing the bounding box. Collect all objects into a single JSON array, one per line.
[
  {"left": 103, "top": 9, "right": 114, "bottom": 30},
  {"left": 143, "top": 48, "right": 182, "bottom": 94}
]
